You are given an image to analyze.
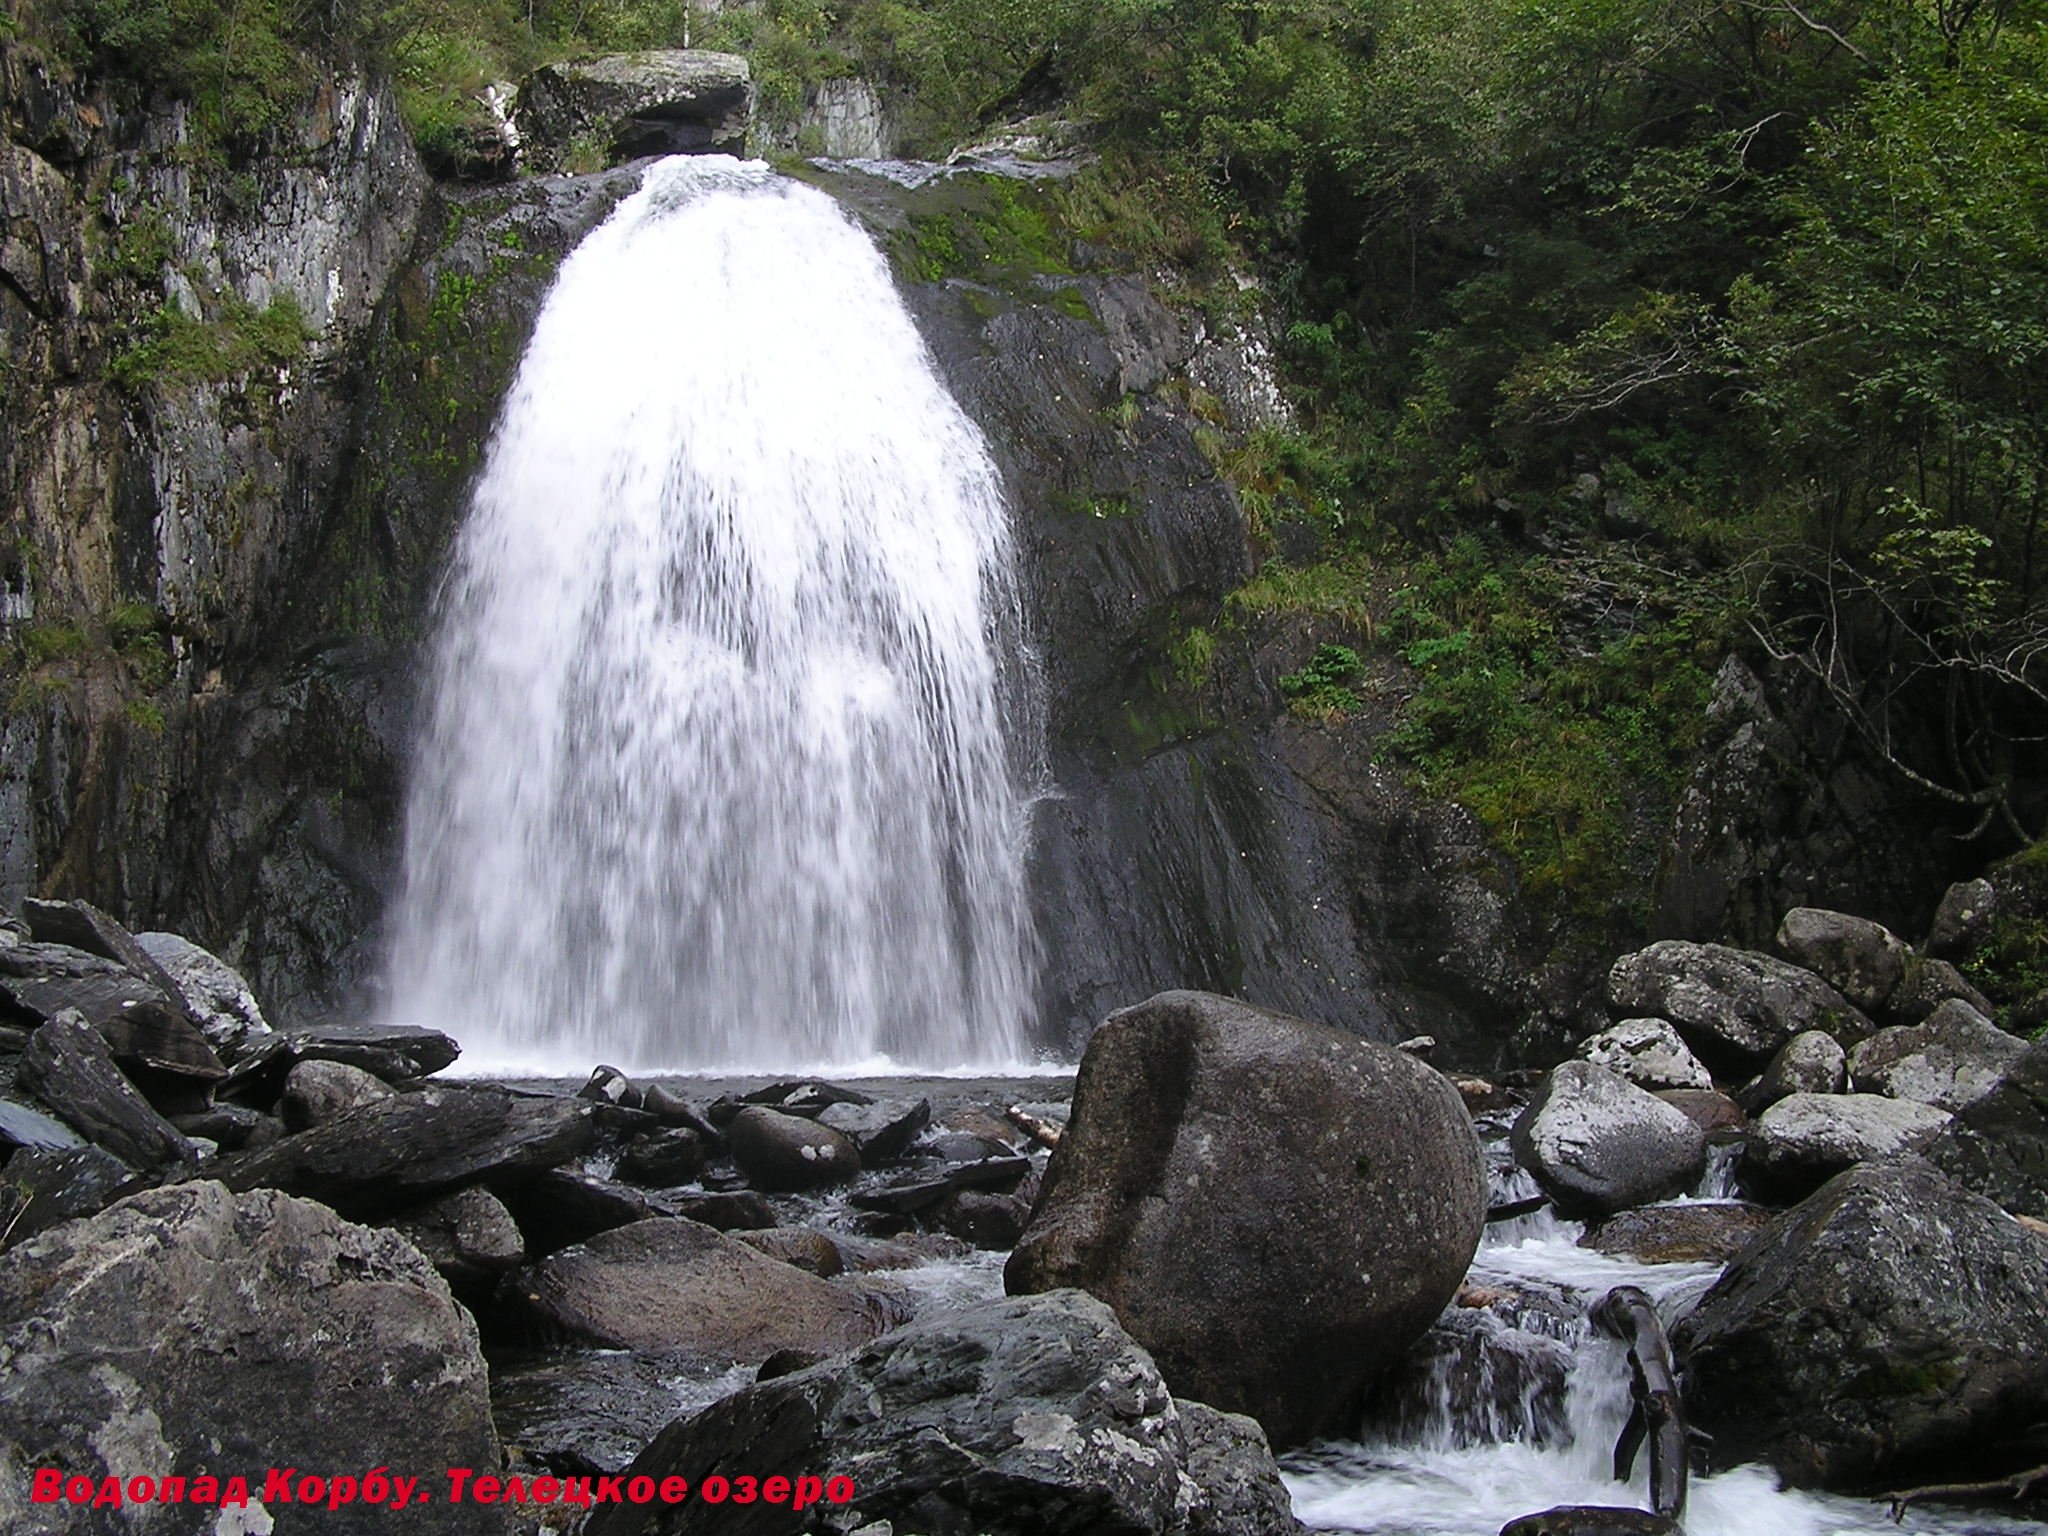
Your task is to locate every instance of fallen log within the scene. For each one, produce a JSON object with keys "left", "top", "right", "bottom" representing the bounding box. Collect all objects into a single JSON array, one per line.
[
  {"left": 1880, "top": 1462, "right": 2048, "bottom": 1522},
  {"left": 1004, "top": 1104, "right": 1062, "bottom": 1149}
]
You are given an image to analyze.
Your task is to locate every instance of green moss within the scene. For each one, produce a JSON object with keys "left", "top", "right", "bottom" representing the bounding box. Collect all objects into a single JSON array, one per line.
[
  {"left": 1172, "top": 625, "right": 1217, "bottom": 691},
  {"left": 123, "top": 698, "right": 167, "bottom": 734},
  {"left": 1279, "top": 643, "right": 1362, "bottom": 718},
  {"left": 20, "top": 625, "right": 87, "bottom": 665},
  {"left": 113, "top": 294, "right": 312, "bottom": 391}
]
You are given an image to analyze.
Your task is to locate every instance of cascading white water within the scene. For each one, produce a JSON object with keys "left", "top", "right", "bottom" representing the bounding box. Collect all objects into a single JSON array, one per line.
[{"left": 387, "top": 157, "right": 1042, "bottom": 1074}]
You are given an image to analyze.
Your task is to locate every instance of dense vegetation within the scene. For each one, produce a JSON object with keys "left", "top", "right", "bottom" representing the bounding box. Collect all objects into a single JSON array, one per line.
[{"left": 8, "top": 0, "right": 2044, "bottom": 928}]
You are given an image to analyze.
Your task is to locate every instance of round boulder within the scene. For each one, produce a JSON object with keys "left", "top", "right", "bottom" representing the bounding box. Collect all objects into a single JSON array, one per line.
[
  {"left": 1677, "top": 1160, "right": 2048, "bottom": 1489},
  {"left": 1004, "top": 990, "right": 1485, "bottom": 1449},
  {"left": 727, "top": 1105, "right": 860, "bottom": 1191},
  {"left": 1753, "top": 1029, "right": 1847, "bottom": 1108},
  {"left": 1608, "top": 941, "right": 1873, "bottom": 1064},
  {"left": 1511, "top": 1061, "right": 1708, "bottom": 1217},
  {"left": 1847, "top": 1000, "right": 2028, "bottom": 1112},
  {"left": 280, "top": 1057, "right": 394, "bottom": 1130},
  {"left": 1774, "top": 907, "right": 1909, "bottom": 1013}
]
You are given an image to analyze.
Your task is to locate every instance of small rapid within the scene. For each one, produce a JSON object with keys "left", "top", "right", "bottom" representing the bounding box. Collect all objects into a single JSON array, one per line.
[{"left": 1283, "top": 1149, "right": 2047, "bottom": 1536}]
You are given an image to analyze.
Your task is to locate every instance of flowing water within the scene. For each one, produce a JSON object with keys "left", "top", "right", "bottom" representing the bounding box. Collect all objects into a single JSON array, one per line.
[
  {"left": 1283, "top": 1162, "right": 2048, "bottom": 1536},
  {"left": 388, "top": 157, "right": 1042, "bottom": 1075}
]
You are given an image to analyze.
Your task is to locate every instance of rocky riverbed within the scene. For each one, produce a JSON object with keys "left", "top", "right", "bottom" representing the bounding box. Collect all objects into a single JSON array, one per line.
[{"left": 3, "top": 893, "right": 2047, "bottom": 1535}]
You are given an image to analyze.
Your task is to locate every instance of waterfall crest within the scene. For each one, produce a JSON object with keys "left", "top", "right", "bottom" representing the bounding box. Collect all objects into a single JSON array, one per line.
[{"left": 388, "top": 157, "right": 1042, "bottom": 1073}]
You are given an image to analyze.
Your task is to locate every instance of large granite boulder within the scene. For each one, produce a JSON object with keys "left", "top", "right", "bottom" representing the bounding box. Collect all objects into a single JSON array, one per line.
[
  {"left": 586, "top": 1290, "right": 1301, "bottom": 1536},
  {"left": 1575, "top": 1017, "right": 1712, "bottom": 1091},
  {"left": 1925, "top": 1038, "right": 2048, "bottom": 1219},
  {"left": 1847, "top": 1000, "right": 2028, "bottom": 1112},
  {"left": 1752, "top": 1029, "right": 1847, "bottom": 1107},
  {"left": 1005, "top": 991, "right": 1486, "bottom": 1448},
  {"left": 1745, "top": 1092, "right": 1952, "bottom": 1200},
  {"left": 1773, "top": 907, "right": 1909, "bottom": 1013},
  {"left": 0, "top": 1181, "right": 505, "bottom": 1534},
  {"left": 1677, "top": 1160, "right": 2048, "bottom": 1489},
  {"left": 135, "top": 930, "right": 272, "bottom": 1058},
  {"left": 505, "top": 1216, "right": 885, "bottom": 1360},
  {"left": 728, "top": 1105, "right": 860, "bottom": 1191},
  {"left": 1608, "top": 941, "right": 1873, "bottom": 1064},
  {"left": 516, "top": 51, "right": 752, "bottom": 172},
  {"left": 1511, "top": 1061, "right": 1707, "bottom": 1216}
]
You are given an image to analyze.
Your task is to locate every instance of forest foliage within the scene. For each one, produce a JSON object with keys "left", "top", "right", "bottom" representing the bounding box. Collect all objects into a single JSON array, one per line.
[{"left": 8, "top": 0, "right": 2046, "bottom": 897}]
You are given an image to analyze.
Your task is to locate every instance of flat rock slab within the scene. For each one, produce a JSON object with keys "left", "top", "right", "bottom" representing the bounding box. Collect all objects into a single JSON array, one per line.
[
  {"left": 1747, "top": 1092, "right": 1951, "bottom": 1199},
  {"left": 1848, "top": 1001, "right": 2028, "bottom": 1112},
  {"left": 0, "top": 1181, "right": 505, "bottom": 1534},
  {"left": 206, "top": 1084, "right": 597, "bottom": 1218},
  {"left": 18, "top": 1010, "right": 197, "bottom": 1170},
  {"left": 506, "top": 1216, "right": 887, "bottom": 1360},
  {"left": 1580, "top": 1202, "right": 1772, "bottom": 1265},
  {"left": 586, "top": 1289, "right": 1301, "bottom": 1536}
]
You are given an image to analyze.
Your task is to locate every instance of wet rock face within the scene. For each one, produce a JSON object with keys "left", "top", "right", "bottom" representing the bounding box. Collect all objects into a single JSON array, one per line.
[
  {"left": 1678, "top": 1160, "right": 2048, "bottom": 1490},
  {"left": 587, "top": 1289, "right": 1302, "bottom": 1536},
  {"left": 1006, "top": 990, "right": 1486, "bottom": 1449},
  {"left": 515, "top": 51, "right": 753, "bottom": 172},
  {"left": 1511, "top": 1061, "right": 1707, "bottom": 1217},
  {"left": 0, "top": 1181, "right": 505, "bottom": 1535}
]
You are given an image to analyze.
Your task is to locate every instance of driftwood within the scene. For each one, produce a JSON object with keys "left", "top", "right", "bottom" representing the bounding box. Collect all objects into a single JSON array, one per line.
[
  {"left": 1004, "top": 1104, "right": 1062, "bottom": 1149},
  {"left": 1485, "top": 1193, "right": 1552, "bottom": 1223},
  {"left": 1881, "top": 1462, "right": 2048, "bottom": 1522},
  {"left": 1496, "top": 1284, "right": 1689, "bottom": 1536}
]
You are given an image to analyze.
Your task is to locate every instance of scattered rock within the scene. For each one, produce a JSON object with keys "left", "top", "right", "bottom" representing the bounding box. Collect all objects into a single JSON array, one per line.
[
  {"left": 616, "top": 1126, "right": 706, "bottom": 1186},
  {"left": 578, "top": 1064, "right": 641, "bottom": 1108},
  {"left": 0, "top": 1182, "right": 505, "bottom": 1534},
  {"left": 17, "top": 1010, "right": 197, "bottom": 1171},
  {"left": 668, "top": 1188, "right": 777, "bottom": 1231},
  {"left": 639, "top": 1084, "right": 723, "bottom": 1144},
  {"left": 134, "top": 930, "right": 272, "bottom": 1058},
  {"left": 1774, "top": 907, "right": 1909, "bottom": 1013},
  {"left": 389, "top": 1185, "right": 526, "bottom": 1285},
  {"left": 1678, "top": 1161, "right": 2048, "bottom": 1489},
  {"left": 207, "top": 1084, "right": 598, "bottom": 1218},
  {"left": 0, "top": 940, "right": 178, "bottom": 1037},
  {"left": 1746, "top": 1093, "right": 1951, "bottom": 1199},
  {"left": 931, "top": 1185, "right": 1033, "bottom": 1248},
  {"left": 491, "top": 1350, "right": 722, "bottom": 1477},
  {"left": 816, "top": 1095, "right": 931, "bottom": 1160},
  {"left": 1510, "top": 1061, "right": 1708, "bottom": 1217},
  {"left": 0, "top": 1095, "right": 85, "bottom": 1152},
  {"left": 586, "top": 1289, "right": 1302, "bottom": 1536},
  {"left": 728, "top": 1105, "right": 861, "bottom": 1192},
  {"left": 19, "top": 900, "right": 210, "bottom": 1035},
  {"left": 288, "top": 1021, "right": 460, "bottom": 1081},
  {"left": 280, "top": 1057, "right": 395, "bottom": 1130},
  {"left": 499, "top": 1168, "right": 668, "bottom": 1254},
  {"left": 851, "top": 1155, "right": 1033, "bottom": 1217},
  {"left": 1576, "top": 1018, "right": 1712, "bottom": 1091},
  {"left": 1925, "top": 877, "right": 1996, "bottom": 959},
  {"left": 0, "top": 1145, "right": 138, "bottom": 1250},
  {"left": 1925, "top": 1039, "right": 2048, "bottom": 1219},
  {"left": 167, "top": 1101, "right": 266, "bottom": 1150},
  {"left": 505, "top": 1216, "right": 884, "bottom": 1360},
  {"left": 1608, "top": 941, "right": 1873, "bottom": 1063},
  {"left": 1752, "top": 1030, "right": 1847, "bottom": 1107},
  {"left": 1580, "top": 1202, "right": 1772, "bottom": 1264},
  {"left": 1006, "top": 990, "right": 1486, "bottom": 1449},
  {"left": 1847, "top": 1000, "right": 2028, "bottom": 1112},
  {"left": 1882, "top": 955, "right": 1995, "bottom": 1027},
  {"left": 735, "top": 1227, "right": 846, "bottom": 1277}
]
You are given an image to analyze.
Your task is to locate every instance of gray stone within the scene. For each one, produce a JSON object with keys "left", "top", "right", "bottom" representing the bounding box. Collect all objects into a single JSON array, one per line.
[
  {"left": 1925, "top": 877, "right": 1996, "bottom": 959},
  {"left": 735, "top": 1226, "right": 847, "bottom": 1277},
  {"left": 728, "top": 1105, "right": 861, "bottom": 1191},
  {"left": 388, "top": 1184, "right": 525, "bottom": 1284},
  {"left": 1677, "top": 1160, "right": 2048, "bottom": 1489},
  {"left": 1579, "top": 1202, "right": 1772, "bottom": 1265},
  {"left": 1847, "top": 1000, "right": 2028, "bottom": 1111},
  {"left": 135, "top": 930, "right": 272, "bottom": 1057},
  {"left": 1754, "top": 1029, "right": 1847, "bottom": 1107},
  {"left": 17, "top": 1010, "right": 197, "bottom": 1170},
  {"left": 816, "top": 1095, "right": 931, "bottom": 1160},
  {"left": 0, "top": 1182, "right": 505, "bottom": 1534},
  {"left": 1609, "top": 940, "right": 1873, "bottom": 1062},
  {"left": 1006, "top": 991, "right": 1486, "bottom": 1449},
  {"left": 1882, "top": 955, "right": 1995, "bottom": 1027},
  {"left": 207, "top": 1083, "right": 597, "bottom": 1218},
  {"left": 287, "top": 1021, "right": 460, "bottom": 1081},
  {"left": 1653, "top": 1088, "right": 1747, "bottom": 1137},
  {"left": 0, "top": 940, "right": 176, "bottom": 1037},
  {"left": 1747, "top": 1093, "right": 1951, "bottom": 1198},
  {"left": 585, "top": 1290, "right": 1302, "bottom": 1536},
  {"left": 0, "top": 1145, "right": 138, "bottom": 1250},
  {"left": 516, "top": 51, "right": 753, "bottom": 173},
  {"left": 0, "top": 1095, "right": 84, "bottom": 1152},
  {"left": 1511, "top": 1061, "right": 1708, "bottom": 1217},
  {"left": 616, "top": 1125, "right": 706, "bottom": 1185},
  {"left": 280, "top": 1056, "right": 394, "bottom": 1130},
  {"left": 1774, "top": 907, "right": 1910, "bottom": 1012},
  {"left": 1925, "top": 1039, "right": 2048, "bottom": 1219},
  {"left": 1576, "top": 1017, "right": 1712, "bottom": 1090},
  {"left": 506, "top": 1216, "right": 885, "bottom": 1360}
]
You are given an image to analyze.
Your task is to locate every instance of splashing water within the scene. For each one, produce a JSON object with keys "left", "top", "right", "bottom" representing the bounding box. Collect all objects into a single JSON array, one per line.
[{"left": 388, "top": 157, "right": 1042, "bottom": 1074}]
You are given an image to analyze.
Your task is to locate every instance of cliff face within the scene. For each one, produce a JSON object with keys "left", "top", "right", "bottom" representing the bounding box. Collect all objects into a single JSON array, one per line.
[{"left": 2, "top": 50, "right": 1955, "bottom": 1060}]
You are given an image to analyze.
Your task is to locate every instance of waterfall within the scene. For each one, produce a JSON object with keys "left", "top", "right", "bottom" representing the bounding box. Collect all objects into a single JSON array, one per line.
[{"left": 386, "top": 157, "right": 1043, "bottom": 1074}]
